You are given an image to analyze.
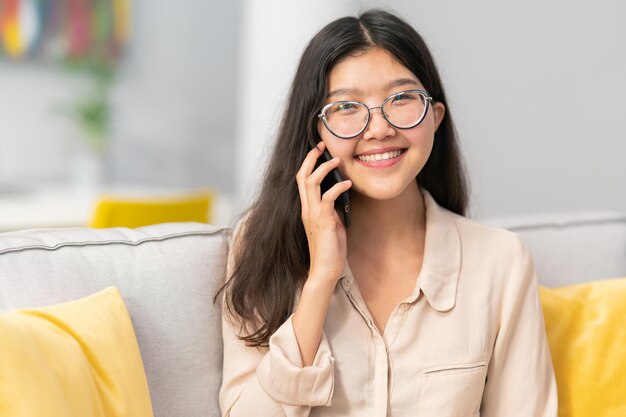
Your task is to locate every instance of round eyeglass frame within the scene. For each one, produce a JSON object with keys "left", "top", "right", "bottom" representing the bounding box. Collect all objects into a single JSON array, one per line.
[{"left": 317, "top": 89, "right": 433, "bottom": 139}]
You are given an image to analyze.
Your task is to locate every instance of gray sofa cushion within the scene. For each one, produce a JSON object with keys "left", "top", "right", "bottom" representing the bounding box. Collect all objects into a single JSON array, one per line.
[
  {"left": 0, "top": 222, "right": 230, "bottom": 417},
  {"left": 482, "top": 212, "right": 626, "bottom": 287}
]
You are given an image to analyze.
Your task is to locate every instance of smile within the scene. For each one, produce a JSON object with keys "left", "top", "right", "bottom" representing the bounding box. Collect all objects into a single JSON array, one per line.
[
  {"left": 354, "top": 148, "right": 407, "bottom": 168},
  {"left": 356, "top": 149, "right": 404, "bottom": 162}
]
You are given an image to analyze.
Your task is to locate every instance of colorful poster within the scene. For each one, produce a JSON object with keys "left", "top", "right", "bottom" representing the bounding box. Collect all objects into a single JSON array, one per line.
[{"left": 0, "top": 0, "right": 130, "bottom": 61}]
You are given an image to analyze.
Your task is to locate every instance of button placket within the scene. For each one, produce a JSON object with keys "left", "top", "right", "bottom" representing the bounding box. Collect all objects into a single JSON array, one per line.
[
  {"left": 342, "top": 279, "right": 385, "bottom": 344},
  {"left": 341, "top": 273, "right": 392, "bottom": 415},
  {"left": 383, "top": 302, "right": 411, "bottom": 349}
]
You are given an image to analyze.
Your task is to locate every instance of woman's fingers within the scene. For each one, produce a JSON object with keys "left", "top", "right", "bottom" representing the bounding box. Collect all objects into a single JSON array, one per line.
[
  {"left": 296, "top": 142, "right": 326, "bottom": 217},
  {"left": 306, "top": 157, "right": 341, "bottom": 187},
  {"left": 296, "top": 140, "right": 351, "bottom": 234},
  {"left": 320, "top": 179, "right": 352, "bottom": 218},
  {"left": 304, "top": 157, "right": 342, "bottom": 220},
  {"left": 296, "top": 141, "right": 326, "bottom": 187}
]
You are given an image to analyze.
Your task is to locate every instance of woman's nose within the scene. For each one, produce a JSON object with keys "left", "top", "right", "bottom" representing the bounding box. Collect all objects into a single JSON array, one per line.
[{"left": 363, "top": 107, "right": 395, "bottom": 140}]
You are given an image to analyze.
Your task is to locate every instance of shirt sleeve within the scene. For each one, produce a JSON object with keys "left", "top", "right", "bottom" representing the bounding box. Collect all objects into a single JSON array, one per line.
[
  {"left": 219, "top": 217, "right": 335, "bottom": 417},
  {"left": 480, "top": 237, "right": 559, "bottom": 417}
]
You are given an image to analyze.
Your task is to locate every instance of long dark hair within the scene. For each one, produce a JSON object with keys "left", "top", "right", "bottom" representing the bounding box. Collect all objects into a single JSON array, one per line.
[{"left": 217, "top": 9, "right": 469, "bottom": 347}]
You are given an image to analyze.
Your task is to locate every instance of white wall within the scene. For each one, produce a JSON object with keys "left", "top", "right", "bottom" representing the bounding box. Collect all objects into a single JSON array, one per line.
[
  {"left": 0, "top": 65, "right": 75, "bottom": 184},
  {"left": 235, "top": 0, "right": 626, "bottom": 219},
  {"left": 373, "top": 0, "right": 626, "bottom": 218},
  {"left": 0, "top": 0, "right": 240, "bottom": 192},
  {"left": 234, "top": 0, "right": 357, "bottom": 212},
  {"left": 108, "top": 0, "right": 240, "bottom": 190},
  {"left": 2, "top": 1, "right": 625, "bottom": 220}
]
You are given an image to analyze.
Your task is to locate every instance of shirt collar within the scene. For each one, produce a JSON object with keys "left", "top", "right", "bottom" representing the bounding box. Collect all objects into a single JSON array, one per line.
[{"left": 340, "top": 186, "right": 462, "bottom": 313}]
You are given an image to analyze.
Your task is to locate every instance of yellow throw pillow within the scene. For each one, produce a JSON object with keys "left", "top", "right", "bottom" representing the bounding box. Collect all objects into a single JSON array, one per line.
[
  {"left": 540, "top": 278, "right": 626, "bottom": 417},
  {"left": 0, "top": 287, "right": 154, "bottom": 417}
]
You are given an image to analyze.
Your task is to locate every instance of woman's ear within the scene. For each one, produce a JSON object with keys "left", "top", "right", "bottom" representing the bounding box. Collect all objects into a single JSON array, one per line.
[
  {"left": 432, "top": 102, "right": 446, "bottom": 131},
  {"left": 316, "top": 119, "right": 325, "bottom": 140}
]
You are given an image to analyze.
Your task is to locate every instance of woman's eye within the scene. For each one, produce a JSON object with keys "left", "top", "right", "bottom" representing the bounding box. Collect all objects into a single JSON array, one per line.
[
  {"left": 392, "top": 93, "right": 415, "bottom": 103},
  {"left": 331, "top": 103, "right": 358, "bottom": 113}
]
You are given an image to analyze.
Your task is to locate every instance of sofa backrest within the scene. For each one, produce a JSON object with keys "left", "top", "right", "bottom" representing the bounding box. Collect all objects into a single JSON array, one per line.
[
  {"left": 0, "top": 222, "right": 229, "bottom": 417},
  {"left": 1, "top": 212, "right": 625, "bottom": 415},
  {"left": 482, "top": 211, "right": 626, "bottom": 287}
]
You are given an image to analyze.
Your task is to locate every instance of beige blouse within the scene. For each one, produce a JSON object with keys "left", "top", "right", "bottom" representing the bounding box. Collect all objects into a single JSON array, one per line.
[{"left": 219, "top": 189, "right": 558, "bottom": 417}]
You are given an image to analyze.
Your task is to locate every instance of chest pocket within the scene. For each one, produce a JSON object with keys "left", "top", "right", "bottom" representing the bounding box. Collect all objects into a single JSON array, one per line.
[{"left": 418, "top": 362, "right": 486, "bottom": 417}]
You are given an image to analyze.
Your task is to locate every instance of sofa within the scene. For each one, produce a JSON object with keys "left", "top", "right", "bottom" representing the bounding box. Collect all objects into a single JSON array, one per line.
[
  {"left": 0, "top": 222, "right": 230, "bottom": 417},
  {"left": 0, "top": 211, "right": 625, "bottom": 417}
]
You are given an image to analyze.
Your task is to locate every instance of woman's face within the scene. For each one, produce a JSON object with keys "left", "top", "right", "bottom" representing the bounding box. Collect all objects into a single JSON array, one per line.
[{"left": 317, "top": 47, "right": 445, "bottom": 201}]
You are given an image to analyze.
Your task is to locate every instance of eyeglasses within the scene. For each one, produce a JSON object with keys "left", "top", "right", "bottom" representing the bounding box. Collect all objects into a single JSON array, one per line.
[{"left": 318, "top": 89, "right": 432, "bottom": 139}]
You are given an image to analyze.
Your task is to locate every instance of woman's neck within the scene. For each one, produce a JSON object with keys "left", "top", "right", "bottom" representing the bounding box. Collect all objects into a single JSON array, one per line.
[{"left": 347, "top": 182, "right": 426, "bottom": 256}]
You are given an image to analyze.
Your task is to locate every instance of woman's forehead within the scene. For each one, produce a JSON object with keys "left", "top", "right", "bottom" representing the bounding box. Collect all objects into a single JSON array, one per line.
[{"left": 327, "top": 48, "right": 423, "bottom": 96}]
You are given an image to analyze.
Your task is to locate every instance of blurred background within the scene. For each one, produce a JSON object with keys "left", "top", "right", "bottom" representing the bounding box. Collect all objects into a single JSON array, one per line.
[{"left": 1, "top": 0, "right": 624, "bottom": 231}]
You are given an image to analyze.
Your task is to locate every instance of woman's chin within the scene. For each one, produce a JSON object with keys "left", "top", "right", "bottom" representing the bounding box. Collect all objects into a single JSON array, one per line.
[{"left": 351, "top": 183, "right": 407, "bottom": 201}]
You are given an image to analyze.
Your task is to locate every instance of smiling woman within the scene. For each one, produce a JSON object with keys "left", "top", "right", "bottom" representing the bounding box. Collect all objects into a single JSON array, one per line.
[
  {"left": 216, "top": 9, "right": 557, "bottom": 417},
  {"left": 318, "top": 48, "right": 444, "bottom": 201}
]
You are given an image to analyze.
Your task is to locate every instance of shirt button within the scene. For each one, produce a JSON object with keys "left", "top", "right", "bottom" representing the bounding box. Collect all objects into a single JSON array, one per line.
[
  {"left": 343, "top": 277, "right": 353, "bottom": 286},
  {"left": 400, "top": 303, "right": 409, "bottom": 311}
]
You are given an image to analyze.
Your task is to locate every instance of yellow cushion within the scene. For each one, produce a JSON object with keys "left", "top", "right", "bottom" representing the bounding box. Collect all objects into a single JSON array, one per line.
[
  {"left": 0, "top": 287, "right": 154, "bottom": 417},
  {"left": 540, "top": 278, "right": 626, "bottom": 417},
  {"left": 89, "top": 189, "right": 214, "bottom": 228}
]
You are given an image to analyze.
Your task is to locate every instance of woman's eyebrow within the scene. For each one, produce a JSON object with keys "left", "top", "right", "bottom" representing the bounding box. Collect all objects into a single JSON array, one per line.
[
  {"left": 385, "top": 78, "right": 420, "bottom": 90},
  {"left": 326, "top": 78, "right": 420, "bottom": 99},
  {"left": 326, "top": 87, "right": 363, "bottom": 99}
]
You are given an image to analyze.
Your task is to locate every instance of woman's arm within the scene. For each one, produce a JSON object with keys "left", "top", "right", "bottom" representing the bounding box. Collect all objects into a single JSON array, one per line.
[
  {"left": 292, "top": 275, "right": 336, "bottom": 366},
  {"left": 480, "top": 238, "right": 558, "bottom": 417},
  {"left": 220, "top": 142, "right": 351, "bottom": 416},
  {"left": 219, "top": 265, "right": 339, "bottom": 417},
  {"left": 292, "top": 140, "right": 352, "bottom": 366},
  {"left": 219, "top": 306, "right": 336, "bottom": 417},
  {"left": 220, "top": 221, "right": 343, "bottom": 414}
]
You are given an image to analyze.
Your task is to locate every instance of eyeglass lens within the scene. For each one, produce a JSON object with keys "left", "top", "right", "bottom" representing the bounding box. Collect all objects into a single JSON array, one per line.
[{"left": 324, "top": 91, "right": 428, "bottom": 138}]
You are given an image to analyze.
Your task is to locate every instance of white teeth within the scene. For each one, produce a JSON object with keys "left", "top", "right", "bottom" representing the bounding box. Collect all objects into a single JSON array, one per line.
[{"left": 357, "top": 149, "right": 403, "bottom": 162}]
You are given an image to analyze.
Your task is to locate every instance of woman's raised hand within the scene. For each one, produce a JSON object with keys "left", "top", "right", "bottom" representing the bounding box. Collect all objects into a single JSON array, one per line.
[
  {"left": 293, "top": 141, "right": 352, "bottom": 366},
  {"left": 296, "top": 141, "right": 352, "bottom": 285}
]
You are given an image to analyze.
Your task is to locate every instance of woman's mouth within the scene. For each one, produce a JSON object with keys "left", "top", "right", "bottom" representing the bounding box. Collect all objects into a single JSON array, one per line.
[{"left": 354, "top": 148, "right": 407, "bottom": 168}]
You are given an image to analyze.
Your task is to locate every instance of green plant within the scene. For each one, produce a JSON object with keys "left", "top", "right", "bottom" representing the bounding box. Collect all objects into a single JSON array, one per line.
[{"left": 60, "top": 56, "right": 116, "bottom": 155}]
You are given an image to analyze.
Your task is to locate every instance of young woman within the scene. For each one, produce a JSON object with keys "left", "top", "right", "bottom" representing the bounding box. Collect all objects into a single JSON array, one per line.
[{"left": 218, "top": 9, "right": 557, "bottom": 417}]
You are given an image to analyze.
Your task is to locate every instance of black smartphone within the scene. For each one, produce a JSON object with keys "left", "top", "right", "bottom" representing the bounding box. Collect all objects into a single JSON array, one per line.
[{"left": 316, "top": 149, "right": 351, "bottom": 228}]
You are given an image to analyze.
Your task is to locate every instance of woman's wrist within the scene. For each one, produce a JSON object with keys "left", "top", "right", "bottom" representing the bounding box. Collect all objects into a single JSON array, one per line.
[{"left": 303, "top": 271, "right": 341, "bottom": 295}]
